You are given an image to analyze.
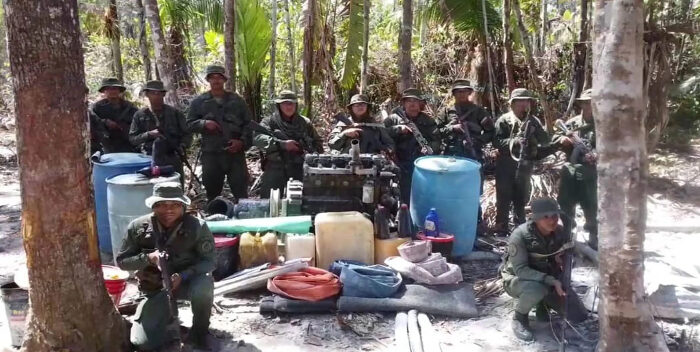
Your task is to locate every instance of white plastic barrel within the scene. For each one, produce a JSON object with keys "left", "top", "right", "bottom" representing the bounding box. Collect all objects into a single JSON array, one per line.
[{"left": 106, "top": 173, "right": 180, "bottom": 263}]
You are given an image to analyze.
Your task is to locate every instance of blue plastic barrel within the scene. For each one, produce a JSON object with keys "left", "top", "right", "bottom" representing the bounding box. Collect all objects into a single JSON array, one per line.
[
  {"left": 410, "top": 156, "right": 481, "bottom": 257},
  {"left": 92, "top": 153, "right": 152, "bottom": 254}
]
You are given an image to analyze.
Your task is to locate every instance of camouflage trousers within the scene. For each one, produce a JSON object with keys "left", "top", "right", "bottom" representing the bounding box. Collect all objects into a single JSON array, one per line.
[
  {"left": 504, "top": 276, "right": 587, "bottom": 323},
  {"left": 557, "top": 164, "right": 597, "bottom": 247}
]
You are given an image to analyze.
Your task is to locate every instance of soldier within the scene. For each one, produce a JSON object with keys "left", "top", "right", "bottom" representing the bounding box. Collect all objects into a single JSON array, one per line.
[
  {"left": 493, "top": 88, "right": 557, "bottom": 233},
  {"left": 328, "top": 94, "right": 394, "bottom": 154},
  {"left": 187, "top": 65, "right": 253, "bottom": 201},
  {"left": 554, "top": 89, "right": 598, "bottom": 249},
  {"left": 129, "top": 80, "right": 192, "bottom": 185},
  {"left": 91, "top": 77, "right": 138, "bottom": 153},
  {"left": 436, "top": 79, "right": 494, "bottom": 160},
  {"left": 501, "top": 198, "right": 588, "bottom": 341},
  {"left": 437, "top": 79, "right": 494, "bottom": 234},
  {"left": 254, "top": 90, "right": 323, "bottom": 198},
  {"left": 384, "top": 88, "right": 441, "bottom": 204},
  {"left": 117, "top": 182, "right": 215, "bottom": 350}
]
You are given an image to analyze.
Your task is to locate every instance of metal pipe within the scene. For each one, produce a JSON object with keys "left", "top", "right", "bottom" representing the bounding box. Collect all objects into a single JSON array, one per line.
[{"left": 350, "top": 139, "right": 361, "bottom": 165}]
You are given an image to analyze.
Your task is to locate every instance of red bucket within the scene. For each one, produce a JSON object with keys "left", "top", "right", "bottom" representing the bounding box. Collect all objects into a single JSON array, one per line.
[{"left": 102, "top": 265, "right": 129, "bottom": 306}]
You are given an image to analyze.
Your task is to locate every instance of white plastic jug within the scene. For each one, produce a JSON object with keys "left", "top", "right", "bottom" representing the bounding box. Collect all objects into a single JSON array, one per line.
[
  {"left": 315, "top": 212, "right": 374, "bottom": 270},
  {"left": 285, "top": 233, "right": 316, "bottom": 266}
]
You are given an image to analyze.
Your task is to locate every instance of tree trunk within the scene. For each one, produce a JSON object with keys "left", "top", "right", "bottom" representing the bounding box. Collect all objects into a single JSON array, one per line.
[
  {"left": 592, "top": 0, "right": 669, "bottom": 349},
  {"left": 144, "top": 0, "right": 179, "bottom": 107},
  {"left": 513, "top": 0, "right": 554, "bottom": 127},
  {"left": 269, "top": 0, "right": 278, "bottom": 98},
  {"left": 136, "top": 0, "right": 152, "bottom": 81},
  {"left": 108, "top": 0, "right": 123, "bottom": 81},
  {"left": 563, "top": 0, "right": 589, "bottom": 118},
  {"left": 502, "top": 0, "right": 516, "bottom": 93},
  {"left": 398, "top": 0, "right": 413, "bottom": 92},
  {"left": 167, "top": 25, "right": 192, "bottom": 92},
  {"left": 284, "top": 0, "right": 298, "bottom": 93},
  {"left": 3, "top": 0, "right": 127, "bottom": 350},
  {"left": 539, "top": 0, "right": 547, "bottom": 55},
  {"left": 224, "top": 0, "right": 237, "bottom": 91},
  {"left": 360, "top": 0, "right": 370, "bottom": 93},
  {"left": 302, "top": 0, "right": 317, "bottom": 116}
]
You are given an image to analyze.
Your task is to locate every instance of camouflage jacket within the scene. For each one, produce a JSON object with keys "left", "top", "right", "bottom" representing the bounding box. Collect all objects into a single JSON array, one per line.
[
  {"left": 186, "top": 91, "right": 253, "bottom": 153},
  {"left": 90, "top": 98, "right": 139, "bottom": 153},
  {"left": 436, "top": 103, "right": 494, "bottom": 158},
  {"left": 493, "top": 111, "right": 555, "bottom": 162},
  {"left": 383, "top": 108, "right": 441, "bottom": 165},
  {"left": 129, "top": 104, "right": 192, "bottom": 156},
  {"left": 116, "top": 213, "right": 215, "bottom": 284},
  {"left": 327, "top": 114, "right": 395, "bottom": 154},
  {"left": 500, "top": 220, "right": 567, "bottom": 286},
  {"left": 253, "top": 111, "right": 324, "bottom": 164}
]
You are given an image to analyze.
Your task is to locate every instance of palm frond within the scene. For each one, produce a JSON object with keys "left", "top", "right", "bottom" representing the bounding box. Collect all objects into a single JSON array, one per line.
[
  {"left": 339, "top": 0, "right": 364, "bottom": 90},
  {"left": 426, "top": 0, "right": 501, "bottom": 36},
  {"left": 190, "top": 0, "right": 224, "bottom": 33},
  {"left": 235, "top": 0, "right": 273, "bottom": 87}
]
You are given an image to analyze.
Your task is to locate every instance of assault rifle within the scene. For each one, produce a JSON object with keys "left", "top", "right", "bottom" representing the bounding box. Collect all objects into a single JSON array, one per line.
[
  {"left": 558, "top": 214, "right": 576, "bottom": 352},
  {"left": 150, "top": 216, "right": 181, "bottom": 346},
  {"left": 397, "top": 113, "right": 433, "bottom": 155},
  {"left": 554, "top": 119, "right": 595, "bottom": 165},
  {"left": 514, "top": 113, "right": 536, "bottom": 180}
]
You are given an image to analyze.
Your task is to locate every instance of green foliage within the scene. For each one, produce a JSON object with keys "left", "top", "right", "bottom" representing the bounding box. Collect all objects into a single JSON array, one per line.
[
  {"left": 426, "top": 0, "right": 501, "bottom": 36},
  {"left": 191, "top": 0, "right": 225, "bottom": 32},
  {"left": 339, "top": 0, "right": 364, "bottom": 90},
  {"left": 664, "top": 74, "right": 700, "bottom": 143},
  {"left": 235, "top": 0, "right": 273, "bottom": 88}
]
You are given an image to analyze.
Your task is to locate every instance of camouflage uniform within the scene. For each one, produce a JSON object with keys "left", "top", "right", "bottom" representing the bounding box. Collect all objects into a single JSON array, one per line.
[
  {"left": 383, "top": 89, "right": 441, "bottom": 204},
  {"left": 553, "top": 89, "right": 597, "bottom": 248},
  {"left": 116, "top": 183, "right": 215, "bottom": 350},
  {"left": 254, "top": 91, "right": 324, "bottom": 198},
  {"left": 91, "top": 78, "right": 138, "bottom": 153},
  {"left": 501, "top": 198, "right": 587, "bottom": 341},
  {"left": 130, "top": 81, "right": 192, "bottom": 184},
  {"left": 187, "top": 66, "right": 253, "bottom": 200},
  {"left": 328, "top": 94, "right": 395, "bottom": 154},
  {"left": 493, "top": 89, "right": 556, "bottom": 228}
]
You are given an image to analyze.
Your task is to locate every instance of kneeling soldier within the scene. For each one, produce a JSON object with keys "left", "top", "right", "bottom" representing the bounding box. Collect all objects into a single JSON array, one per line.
[
  {"left": 500, "top": 198, "right": 587, "bottom": 341},
  {"left": 117, "top": 182, "right": 215, "bottom": 350}
]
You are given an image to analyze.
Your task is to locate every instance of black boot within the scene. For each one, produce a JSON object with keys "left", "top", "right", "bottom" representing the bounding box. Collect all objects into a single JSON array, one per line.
[
  {"left": 535, "top": 302, "right": 550, "bottom": 322},
  {"left": 512, "top": 312, "right": 534, "bottom": 341}
]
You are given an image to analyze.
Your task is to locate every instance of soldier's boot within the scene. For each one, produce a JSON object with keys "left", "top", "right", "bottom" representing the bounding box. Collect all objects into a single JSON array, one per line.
[
  {"left": 535, "top": 302, "right": 550, "bottom": 322},
  {"left": 512, "top": 312, "right": 534, "bottom": 341}
]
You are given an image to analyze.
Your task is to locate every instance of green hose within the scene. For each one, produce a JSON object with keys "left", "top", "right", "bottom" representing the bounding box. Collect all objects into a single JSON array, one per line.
[{"left": 206, "top": 216, "right": 312, "bottom": 235}]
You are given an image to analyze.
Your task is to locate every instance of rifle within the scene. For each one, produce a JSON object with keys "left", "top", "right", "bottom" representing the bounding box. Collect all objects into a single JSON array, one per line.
[
  {"left": 558, "top": 214, "right": 576, "bottom": 352},
  {"left": 452, "top": 109, "right": 482, "bottom": 160},
  {"left": 397, "top": 112, "right": 433, "bottom": 155},
  {"left": 247, "top": 119, "right": 316, "bottom": 154},
  {"left": 334, "top": 113, "right": 393, "bottom": 155},
  {"left": 514, "top": 114, "right": 536, "bottom": 181},
  {"left": 154, "top": 130, "right": 203, "bottom": 187},
  {"left": 554, "top": 119, "right": 595, "bottom": 165},
  {"left": 150, "top": 216, "right": 181, "bottom": 346}
]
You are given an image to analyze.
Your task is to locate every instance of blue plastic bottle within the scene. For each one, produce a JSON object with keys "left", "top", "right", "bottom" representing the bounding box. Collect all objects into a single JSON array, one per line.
[{"left": 424, "top": 208, "right": 440, "bottom": 237}]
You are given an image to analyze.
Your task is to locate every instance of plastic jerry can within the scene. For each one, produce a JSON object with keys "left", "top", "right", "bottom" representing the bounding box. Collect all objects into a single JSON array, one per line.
[
  {"left": 285, "top": 233, "right": 316, "bottom": 266},
  {"left": 315, "top": 212, "right": 374, "bottom": 270},
  {"left": 239, "top": 232, "right": 279, "bottom": 269}
]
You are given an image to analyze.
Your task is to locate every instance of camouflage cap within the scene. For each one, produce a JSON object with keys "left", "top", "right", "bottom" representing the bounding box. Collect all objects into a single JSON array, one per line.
[
  {"left": 205, "top": 65, "right": 228, "bottom": 80},
  {"left": 143, "top": 80, "right": 167, "bottom": 92},
  {"left": 401, "top": 88, "right": 425, "bottom": 101},
  {"left": 98, "top": 77, "right": 126, "bottom": 93},
  {"left": 451, "top": 79, "right": 474, "bottom": 92},
  {"left": 275, "top": 90, "right": 299, "bottom": 104},
  {"left": 145, "top": 182, "right": 191, "bottom": 208},
  {"left": 530, "top": 198, "right": 561, "bottom": 221},
  {"left": 509, "top": 88, "right": 537, "bottom": 103},
  {"left": 347, "top": 94, "right": 370, "bottom": 107},
  {"left": 576, "top": 89, "right": 593, "bottom": 101}
]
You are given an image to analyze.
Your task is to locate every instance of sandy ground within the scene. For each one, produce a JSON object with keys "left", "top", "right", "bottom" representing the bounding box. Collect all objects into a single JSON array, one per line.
[{"left": 0, "top": 129, "right": 699, "bottom": 351}]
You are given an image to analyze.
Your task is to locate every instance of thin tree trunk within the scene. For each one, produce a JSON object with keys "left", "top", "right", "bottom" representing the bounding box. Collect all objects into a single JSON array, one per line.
[
  {"left": 539, "top": 0, "right": 547, "bottom": 55},
  {"left": 136, "top": 0, "right": 152, "bottom": 81},
  {"left": 398, "top": 0, "right": 413, "bottom": 92},
  {"left": 109, "top": 0, "right": 124, "bottom": 81},
  {"left": 269, "top": 0, "right": 278, "bottom": 98},
  {"left": 3, "top": 0, "right": 127, "bottom": 350},
  {"left": 144, "top": 0, "right": 179, "bottom": 107},
  {"left": 592, "top": 0, "right": 669, "bottom": 348},
  {"left": 513, "top": 0, "right": 553, "bottom": 126},
  {"left": 503, "top": 0, "right": 516, "bottom": 93},
  {"left": 284, "top": 0, "right": 298, "bottom": 93},
  {"left": 302, "top": 0, "right": 317, "bottom": 116},
  {"left": 224, "top": 0, "right": 237, "bottom": 91},
  {"left": 360, "top": 0, "right": 370, "bottom": 93},
  {"left": 167, "top": 25, "right": 192, "bottom": 91},
  {"left": 481, "top": 0, "right": 497, "bottom": 115},
  {"left": 564, "top": 0, "right": 589, "bottom": 118}
]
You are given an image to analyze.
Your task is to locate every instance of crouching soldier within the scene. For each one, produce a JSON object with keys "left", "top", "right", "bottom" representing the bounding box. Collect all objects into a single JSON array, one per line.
[
  {"left": 117, "top": 182, "right": 215, "bottom": 351},
  {"left": 500, "top": 198, "right": 587, "bottom": 341}
]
